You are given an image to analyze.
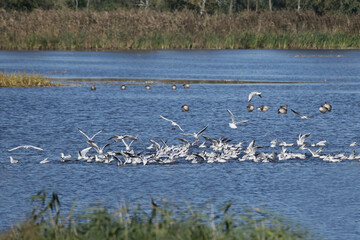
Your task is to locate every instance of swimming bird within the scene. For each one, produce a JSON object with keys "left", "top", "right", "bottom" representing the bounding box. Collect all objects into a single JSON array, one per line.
[
  {"left": 91, "top": 84, "right": 96, "bottom": 90},
  {"left": 247, "top": 104, "right": 254, "bottom": 112},
  {"left": 8, "top": 145, "right": 43, "bottom": 151},
  {"left": 145, "top": 85, "right": 151, "bottom": 90},
  {"left": 319, "top": 106, "right": 328, "bottom": 114},
  {"left": 78, "top": 128, "right": 104, "bottom": 142},
  {"left": 160, "top": 115, "right": 184, "bottom": 132},
  {"left": 181, "top": 125, "right": 208, "bottom": 142},
  {"left": 270, "top": 138, "right": 277, "bottom": 148},
  {"left": 121, "top": 85, "right": 126, "bottom": 90},
  {"left": 40, "top": 158, "right": 50, "bottom": 164},
  {"left": 227, "top": 109, "right": 248, "bottom": 129},
  {"left": 183, "top": 83, "right": 190, "bottom": 88},
  {"left": 181, "top": 104, "right": 189, "bottom": 112},
  {"left": 291, "top": 109, "right": 313, "bottom": 120},
  {"left": 248, "top": 91, "right": 262, "bottom": 102},
  {"left": 323, "top": 101, "right": 332, "bottom": 111},
  {"left": 257, "top": 105, "right": 269, "bottom": 112},
  {"left": 171, "top": 84, "right": 177, "bottom": 90},
  {"left": 61, "top": 153, "right": 72, "bottom": 162},
  {"left": 278, "top": 105, "right": 287, "bottom": 114}
]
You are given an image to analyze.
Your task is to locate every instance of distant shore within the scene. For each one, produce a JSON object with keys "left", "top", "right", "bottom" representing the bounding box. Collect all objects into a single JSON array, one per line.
[{"left": 0, "top": 9, "right": 359, "bottom": 50}]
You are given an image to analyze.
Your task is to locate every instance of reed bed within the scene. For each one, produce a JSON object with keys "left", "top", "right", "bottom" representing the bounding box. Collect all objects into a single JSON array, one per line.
[
  {"left": 0, "top": 191, "right": 314, "bottom": 240},
  {"left": 0, "top": 72, "right": 61, "bottom": 87},
  {"left": 0, "top": 8, "right": 359, "bottom": 50}
]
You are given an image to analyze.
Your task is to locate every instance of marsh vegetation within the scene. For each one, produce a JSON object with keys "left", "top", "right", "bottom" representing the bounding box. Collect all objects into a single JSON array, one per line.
[
  {"left": 0, "top": 191, "right": 313, "bottom": 240},
  {"left": 0, "top": 72, "right": 62, "bottom": 87},
  {"left": 0, "top": 9, "right": 359, "bottom": 50}
]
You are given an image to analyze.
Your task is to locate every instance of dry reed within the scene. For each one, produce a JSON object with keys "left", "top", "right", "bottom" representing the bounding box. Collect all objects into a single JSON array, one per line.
[
  {"left": 0, "top": 9, "right": 359, "bottom": 50},
  {"left": 0, "top": 72, "right": 62, "bottom": 87}
]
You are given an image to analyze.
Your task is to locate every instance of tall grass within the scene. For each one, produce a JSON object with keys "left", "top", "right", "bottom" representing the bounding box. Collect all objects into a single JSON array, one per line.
[
  {"left": 0, "top": 191, "right": 315, "bottom": 240},
  {"left": 0, "top": 72, "right": 62, "bottom": 87},
  {"left": 0, "top": 8, "right": 359, "bottom": 50}
]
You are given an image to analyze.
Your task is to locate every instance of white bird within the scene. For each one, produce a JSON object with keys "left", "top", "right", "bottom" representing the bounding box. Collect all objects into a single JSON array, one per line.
[
  {"left": 9, "top": 156, "right": 19, "bottom": 164},
  {"left": 87, "top": 142, "right": 110, "bottom": 154},
  {"left": 350, "top": 141, "right": 358, "bottom": 147},
  {"left": 181, "top": 125, "right": 208, "bottom": 142},
  {"left": 61, "top": 153, "right": 72, "bottom": 162},
  {"left": 291, "top": 109, "right": 313, "bottom": 120},
  {"left": 296, "top": 133, "right": 311, "bottom": 146},
  {"left": 40, "top": 158, "right": 50, "bottom": 164},
  {"left": 270, "top": 138, "right": 277, "bottom": 148},
  {"left": 227, "top": 109, "right": 248, "bottom": 129},
  {"left": 160, "top": 115, "right": 184, "bottom": 132},
  {"left": 8, "top": 145, "right": 43, "bottom": 151},
  {"left": 77, "top": 147, "right": 92, "bottom": 160},
  {"left": 248, "top": 91, "right": 262, "bottom": 102},
  {"left": 323, "top": 101, "right": 332, "bottom": 112},
  {"left": 305, "top": 147, "right": 323, "bottom": 158},
  {"left": 78, "top": 128, "right": 104, "bottom": 142},
  {"left": 316, "top": 140, "right": 327, "bottom": 146},
  {"left": 108, "top": 135, "right": 137, "bottom": 151}
]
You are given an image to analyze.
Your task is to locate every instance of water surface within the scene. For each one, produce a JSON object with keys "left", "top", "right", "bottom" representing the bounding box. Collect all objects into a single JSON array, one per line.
[{"left": 1, "top": 50, "right": 360, "bottom": 240}]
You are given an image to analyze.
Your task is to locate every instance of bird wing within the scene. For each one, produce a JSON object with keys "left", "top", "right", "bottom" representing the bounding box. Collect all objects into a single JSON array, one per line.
[
  {"left": 178, "top": 137, "right": 190, "bottom": 145},
  {"left": 248, "top": 92, "right": 254, "bottom": 102},
  {"left": 29, "top": 145, "right": 44, "bottom": 151},
  {"left": 80, "top": 147, "right": 92, "bottom": 156},
  {"left": 203, "top": 135, "right": 218, "bottom": 145},
  {"left": 40, "top": 158, "right": 49, "bottom": 164},
  {"left": 150, "top": 139, "right": 161, "bottom": 150},
  {"left": 160, "top": 115, "right": 172, "bottom": 122},
  {"left": 8, "top": 146, "right": 23, "bottom": 151},
  {"left": 91, "top": 129, "right": 104, "bottom": 140},
  {"left": 235, "top": 120, "right": 248, "bottom": 125},
  {"left": 78, "top": 128, "right": 91, "bottom": 140},
  {"left": 291, "top": 109, "right": 303, "bottom": 117},
  {"left": 108, "top": 135, "right": 119, "bottom": 141},
  {"left": 197, "top": 125, "right": 209, "bottom": 136},
  {"left": 227, "top": 109, "right": 236, "bottom": 123},
  {"left": 175, "top": 124, "right": 184, "bottom": 132},
  {"left": 124, "top": 135, "right": 138, "bottom": 141},
  {"left": 100, "top": 143, "right": 111, "bottom": 151}
]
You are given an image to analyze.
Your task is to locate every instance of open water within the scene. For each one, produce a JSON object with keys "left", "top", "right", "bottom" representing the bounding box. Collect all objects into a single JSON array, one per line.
[{"left": 1, "top": 50, "right": 360, "bottom": 239}]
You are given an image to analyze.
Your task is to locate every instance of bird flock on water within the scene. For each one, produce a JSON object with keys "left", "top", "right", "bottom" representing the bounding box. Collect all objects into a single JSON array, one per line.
[{"left": 7, "top": 90, "right": 360, "bottom": 165}]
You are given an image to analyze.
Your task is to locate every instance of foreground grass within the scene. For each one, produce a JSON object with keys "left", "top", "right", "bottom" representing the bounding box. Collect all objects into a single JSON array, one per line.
[
  {"left": 0, "top": 72, "right": 62, "bottom": 87},
  {"left": 0, "top": 191, "right": 316, "bottom": 240},
  {"left": 0, "top": 9, "right": 359, "bottom": 50}
]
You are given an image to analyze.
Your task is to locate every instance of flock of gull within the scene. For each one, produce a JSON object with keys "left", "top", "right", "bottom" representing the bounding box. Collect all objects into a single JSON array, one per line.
[{"left": 7, "top": 91, "right": 360, "bottom": 165}]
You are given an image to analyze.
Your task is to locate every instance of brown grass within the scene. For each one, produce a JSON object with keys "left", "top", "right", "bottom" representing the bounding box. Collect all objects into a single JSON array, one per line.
[
  {"left": 0, "top": 72, "right": 62, "bottom": 87},
  {"left": 0, "top": 9, "right": 359, "bottom": 50}
]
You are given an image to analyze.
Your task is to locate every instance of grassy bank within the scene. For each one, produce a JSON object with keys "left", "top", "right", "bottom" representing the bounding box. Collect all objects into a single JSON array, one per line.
[
  {"left": 0, "top": 72, "right": 62, "bottom": 87},
  {"left": 0, "top": 191, "right": 314, "bottom": 240},
  {"left": 0, "top": 9, "right": 359, "bottom": 50}
]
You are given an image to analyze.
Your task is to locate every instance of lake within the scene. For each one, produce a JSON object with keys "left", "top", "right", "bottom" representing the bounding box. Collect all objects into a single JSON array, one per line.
[{"left": 1, "top": 50, "right": 360, "bottom": 239}]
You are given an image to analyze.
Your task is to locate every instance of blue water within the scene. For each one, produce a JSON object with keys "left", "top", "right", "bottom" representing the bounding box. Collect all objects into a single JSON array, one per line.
[
  {"left": 0, "top": 49, "right": 360, "bottom": 83},
  {"left": 1, "top": 50, "right": 360, "bottom": 239}
]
